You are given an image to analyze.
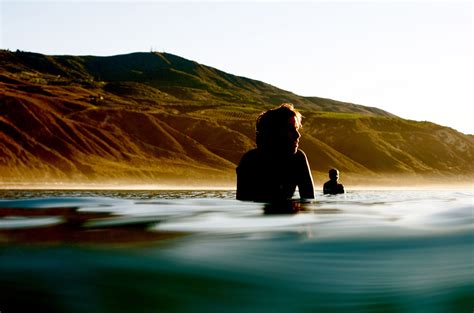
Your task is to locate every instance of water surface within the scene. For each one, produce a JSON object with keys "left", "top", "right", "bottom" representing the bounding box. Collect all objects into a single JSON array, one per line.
[{"left": 0, "top": 190, "right": 472, "bottom": 313}]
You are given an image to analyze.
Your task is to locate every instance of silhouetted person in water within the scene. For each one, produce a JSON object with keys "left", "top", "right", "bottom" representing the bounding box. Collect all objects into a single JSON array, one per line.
[
  {"left": 323, "top": 168, "right": 345, "bottom": 195},
  {"left": 236, "top": 103, "right": 315, "bottom": 203}
]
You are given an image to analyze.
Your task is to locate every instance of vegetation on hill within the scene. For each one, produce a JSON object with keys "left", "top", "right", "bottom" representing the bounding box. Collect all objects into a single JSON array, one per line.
[{"left": 1, "top": 50, "right": 472, "bottom": 187}]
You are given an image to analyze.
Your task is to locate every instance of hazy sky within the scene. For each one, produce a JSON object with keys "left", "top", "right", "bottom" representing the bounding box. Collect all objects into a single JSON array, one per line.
[{"left": 2, "top": 1, "right": 473, "bottom": 134}]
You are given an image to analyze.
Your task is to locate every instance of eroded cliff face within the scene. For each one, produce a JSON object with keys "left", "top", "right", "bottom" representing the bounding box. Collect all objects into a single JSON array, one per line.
[{"left": 1, "top": 50, "right": 473, "bottom": 186}]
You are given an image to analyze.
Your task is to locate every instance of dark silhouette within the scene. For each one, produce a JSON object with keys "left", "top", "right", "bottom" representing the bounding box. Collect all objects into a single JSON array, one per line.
[
  {"left": 323, "top": 168, "right": 345, "bottom": 195},
  {"left": 236, "top": 103, "right": 315, "bottom": 202}
]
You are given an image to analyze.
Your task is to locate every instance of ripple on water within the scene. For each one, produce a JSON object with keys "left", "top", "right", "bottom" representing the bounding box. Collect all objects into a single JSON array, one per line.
[{"left": 0, "top": 190, "right": 472, "bottom": 313}]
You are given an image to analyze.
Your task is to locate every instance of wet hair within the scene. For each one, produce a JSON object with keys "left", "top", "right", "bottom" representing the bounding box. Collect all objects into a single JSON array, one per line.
[
  {"left": 329, "top": 168, "right": 339, "bottom": 179},
  {"left": 256, "top": 103, "right": 302, "bottom": 149}
]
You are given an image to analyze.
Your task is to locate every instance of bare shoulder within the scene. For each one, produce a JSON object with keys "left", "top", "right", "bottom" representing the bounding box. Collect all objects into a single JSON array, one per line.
[
  {"left": 295, "top": 149, "right": 308, "bottom": 160},
  {"left": 240, "top": 149, "right": 259, "bottom": 161},
  {"left": 238, "top": 149, "right": 261, "bottom": 169}
]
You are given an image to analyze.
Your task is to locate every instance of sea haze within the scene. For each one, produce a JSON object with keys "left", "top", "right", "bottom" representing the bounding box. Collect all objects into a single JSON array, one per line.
[{"left": 0, "top": 190, "right": 472, "bottom": 312}]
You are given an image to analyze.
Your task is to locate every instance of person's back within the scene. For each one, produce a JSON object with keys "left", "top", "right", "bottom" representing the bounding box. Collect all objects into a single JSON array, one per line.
[
  {"left": 237, "top": 148, "right": 314, "bottom": 202},
  {"left": 323, "top": 168, "right": 345, "bottom": 195},
  {"left": 236, "top": 104, "right": 314, "bottom": 202}
]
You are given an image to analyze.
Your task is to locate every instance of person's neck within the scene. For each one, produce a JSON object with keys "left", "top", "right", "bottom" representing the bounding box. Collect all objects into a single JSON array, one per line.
[{"left": 259, "top": 146, "right": 294, "bottom": 160}]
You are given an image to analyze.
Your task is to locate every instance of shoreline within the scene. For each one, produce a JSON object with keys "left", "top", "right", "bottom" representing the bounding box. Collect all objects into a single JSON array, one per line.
[
  {"left": 0, "top": 183, "right": 472, "bottom": 191},
  {"left": 1, "top": 174, "right": 472, "bottom": 192}
]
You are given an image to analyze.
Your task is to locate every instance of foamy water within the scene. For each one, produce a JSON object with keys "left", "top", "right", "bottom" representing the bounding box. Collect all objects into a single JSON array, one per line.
[{"left": 0, "top": 190, "right": 472, "bottom": 312}]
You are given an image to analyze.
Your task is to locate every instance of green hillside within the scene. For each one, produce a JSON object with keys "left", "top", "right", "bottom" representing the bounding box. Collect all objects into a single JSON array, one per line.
[{"left": 0, "top": 50, "right": 472, "bottom": 187}]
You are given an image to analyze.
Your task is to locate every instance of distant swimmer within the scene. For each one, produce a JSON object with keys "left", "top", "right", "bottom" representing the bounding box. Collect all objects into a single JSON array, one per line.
[
  {"left": 323, "top": 168, "right": 345, "bottom": 195},
  {"left": 236, "top": 103, "right": 315, "bottom": 202}
]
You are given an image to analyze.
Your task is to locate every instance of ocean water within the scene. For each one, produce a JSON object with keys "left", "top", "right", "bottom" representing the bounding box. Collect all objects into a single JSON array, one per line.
[{"left": 0, "top": 189, "right": 472, "bottom": 313}]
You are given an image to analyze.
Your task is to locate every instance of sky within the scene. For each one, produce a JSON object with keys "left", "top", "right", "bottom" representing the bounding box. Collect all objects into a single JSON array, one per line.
[{"left": 1, "top": 0, "right": 473, "bottom": 134}]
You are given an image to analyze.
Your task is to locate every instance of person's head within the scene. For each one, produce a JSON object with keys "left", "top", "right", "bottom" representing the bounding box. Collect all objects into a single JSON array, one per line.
[
  {"left": 328, "top": 168, "right": 339, "bottom": 181},
  {"left": 256, "top": 103, "right": 302, "bottom": 155}
]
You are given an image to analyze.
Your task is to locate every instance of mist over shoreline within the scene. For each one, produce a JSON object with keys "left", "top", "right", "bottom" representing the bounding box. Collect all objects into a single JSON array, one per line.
[{"left": 1, "top": 175, "right": 472, "bottom": 191}]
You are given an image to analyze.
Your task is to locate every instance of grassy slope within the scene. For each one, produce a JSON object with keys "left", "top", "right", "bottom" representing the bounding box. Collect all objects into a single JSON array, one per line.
[{"left": 1, "top": 50, "right": 473, "bottom": 186}]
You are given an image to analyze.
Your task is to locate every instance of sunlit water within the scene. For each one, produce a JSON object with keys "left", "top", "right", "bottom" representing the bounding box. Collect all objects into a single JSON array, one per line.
[{"left": 0, "top": 190, "right": 472, "bottom": 313}]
